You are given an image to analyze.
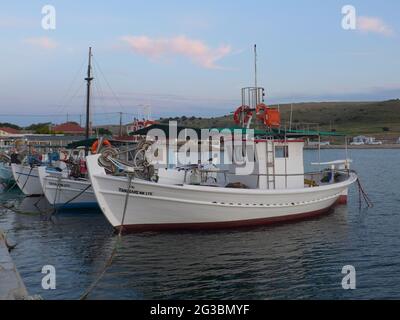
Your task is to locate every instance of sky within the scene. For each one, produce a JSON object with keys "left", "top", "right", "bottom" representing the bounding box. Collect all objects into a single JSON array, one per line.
[{"left": 0, "top": 0, "right": 400, "bottom": 126}]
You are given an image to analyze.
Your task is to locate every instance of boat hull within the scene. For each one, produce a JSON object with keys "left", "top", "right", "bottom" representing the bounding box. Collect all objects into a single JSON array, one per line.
[
  {"left": 38, "top": 167, "right": 97, "bottom": 208},
  {"left": 11, "top": 164, "right": 43, "bottom": 196},
  {"left": 0, "top": 163, "right": 14, "bottom": 183},
  {"left": 87, "top": 155, "right": 357, "bottom": 232}
]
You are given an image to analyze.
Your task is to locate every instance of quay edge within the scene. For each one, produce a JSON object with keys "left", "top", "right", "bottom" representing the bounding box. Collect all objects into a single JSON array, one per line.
[{"left": 0, "top": 230, "right": 29, "bottom": 300}]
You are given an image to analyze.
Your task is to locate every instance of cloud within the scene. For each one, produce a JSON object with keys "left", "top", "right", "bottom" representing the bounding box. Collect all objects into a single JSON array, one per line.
[
  {"left": 120, "top": 35, "right": 231, "bottom": 69},
  {"left": 357, "top": 16, "right": 394, "bottom": 37},
  {"left": 23, "top": 37, "right": 58, "bottom": 49}
]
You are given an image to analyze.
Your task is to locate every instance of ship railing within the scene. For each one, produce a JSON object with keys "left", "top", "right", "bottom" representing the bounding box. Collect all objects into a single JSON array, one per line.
[{"left": 245, "top": 169, "right": 351, "bottom": 189}]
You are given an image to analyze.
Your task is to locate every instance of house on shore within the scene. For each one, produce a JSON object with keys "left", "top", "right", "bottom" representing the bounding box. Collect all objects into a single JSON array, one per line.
[
  {"left": 52, "top": 122, "right": 86, "bottom": 135},
  {"left": 0, "top": 127, "right": 22, "bottom": 137},
  {"left": 351, "top": 135, "right": 383, "bottom": 145}
]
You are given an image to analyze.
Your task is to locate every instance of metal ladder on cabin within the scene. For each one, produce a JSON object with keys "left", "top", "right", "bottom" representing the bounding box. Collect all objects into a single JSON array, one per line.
[{"left": 265, "top": 137, "right": 276, "bottom": 190}]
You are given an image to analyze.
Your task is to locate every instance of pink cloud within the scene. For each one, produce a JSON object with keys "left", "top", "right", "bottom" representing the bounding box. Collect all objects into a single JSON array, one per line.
[
  {"left": 357, "top": 16, "right": 394, "bottom": 36},
  {"left": 120, "top": 35, "right": 231, "bottom": 69},
  {"left": 24, "top": 37, "right": 58, "bottom": 49}
]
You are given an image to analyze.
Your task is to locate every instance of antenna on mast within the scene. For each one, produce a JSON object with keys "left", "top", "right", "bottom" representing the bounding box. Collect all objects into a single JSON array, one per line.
[
  {"left": 254, "top": 44, "right": 258, "bottom": 89},
  {"left": 254, "top": 44, "right": 259, "bottom": 105}
]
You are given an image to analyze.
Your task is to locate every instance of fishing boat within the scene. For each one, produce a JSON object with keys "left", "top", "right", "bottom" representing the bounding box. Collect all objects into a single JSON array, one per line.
[
  {"left": 0, "top": 154, "right": 15, "bottom": 190},
  {"left": 38, "top": 47, "right": 121, "bottom": 208},
  {"left": 11, "top": 150, "right": 68, "bottom": 196},
  {"left": 86, "top": 84, "right": 358, "bottom": 232},
  {"left": 0, "top": 154, "right": 13, "bottom": 182},
  {"left": 11, "top": 163, "right": 43, "bottom": 196},
  {"left": 37, "top": 47, "right": 95, "bottom": 207},
  {"left": 38, "top": 166, "right": 96, "bottom": 208}
]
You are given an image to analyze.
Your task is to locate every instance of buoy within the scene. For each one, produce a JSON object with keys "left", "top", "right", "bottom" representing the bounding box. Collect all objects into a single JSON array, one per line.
[{"left": 91, "top": 139, "right": 112, "bottom": 154}]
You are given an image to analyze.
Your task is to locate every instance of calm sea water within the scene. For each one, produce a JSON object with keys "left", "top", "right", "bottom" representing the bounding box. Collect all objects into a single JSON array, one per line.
[{"left": 1, "top": 149, "right": 399, "bottom": 300}]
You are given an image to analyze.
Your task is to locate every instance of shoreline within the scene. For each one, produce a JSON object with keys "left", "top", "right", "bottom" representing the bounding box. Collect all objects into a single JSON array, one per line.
[
  {"left": 0, "top": 230, "right": 29, "bottom": 300},
  {"left": 305, "top": 144, "right": 400, "bottom": 150}
]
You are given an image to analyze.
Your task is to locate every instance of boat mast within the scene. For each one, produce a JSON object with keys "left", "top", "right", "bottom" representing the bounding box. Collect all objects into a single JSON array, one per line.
[
  {"left": 85, "top": 47, "right": 93, "bottom": 141},
  {"left": 254, "top": 44, "right": 258, "bottom": 103}
]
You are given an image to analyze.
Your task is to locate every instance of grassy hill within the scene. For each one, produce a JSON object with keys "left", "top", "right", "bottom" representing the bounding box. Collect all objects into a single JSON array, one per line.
[{"left": 159, "top": 99, "right": 400, "bottom": 140}]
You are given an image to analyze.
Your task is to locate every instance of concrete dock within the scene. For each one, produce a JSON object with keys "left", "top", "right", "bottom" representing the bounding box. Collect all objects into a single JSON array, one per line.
[{"left": 0, "top": 230, "right": 29, "bottom": 300}]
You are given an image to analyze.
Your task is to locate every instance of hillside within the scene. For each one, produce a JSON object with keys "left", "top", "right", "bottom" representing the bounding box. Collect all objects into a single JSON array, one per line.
[{"left": 159, "top": 99, "right": 400, "bottom": 140}]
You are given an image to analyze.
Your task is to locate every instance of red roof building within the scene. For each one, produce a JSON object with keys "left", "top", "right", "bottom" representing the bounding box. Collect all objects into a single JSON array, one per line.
[
  {"left": 52, "top": 122, "right": 85, "bottom": 135},
  {"left": 0, "top": 127, "right": 20, "bottom": 136}
]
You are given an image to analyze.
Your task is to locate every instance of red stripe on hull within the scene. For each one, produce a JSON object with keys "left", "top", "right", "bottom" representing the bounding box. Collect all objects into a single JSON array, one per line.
[
  {"left": 336, "top": 195, "right": 348, "bottom": 205},
  {"left": 115, "top": 204, "right": 338, "bottom": 233}
]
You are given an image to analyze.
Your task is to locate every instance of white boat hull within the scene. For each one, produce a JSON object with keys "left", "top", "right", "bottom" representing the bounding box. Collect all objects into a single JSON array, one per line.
[
  {"left": 11, "top": 164, "right": 43, "bottom": 196},
  {"left": 38, "top": 167, "right": 97, "bottom": 208},
  {"left": 0, "top": 163, "right": 13, "bottom": 182},
  {"left": 87, "top": 155, "right": 357, "bottom": 232}
]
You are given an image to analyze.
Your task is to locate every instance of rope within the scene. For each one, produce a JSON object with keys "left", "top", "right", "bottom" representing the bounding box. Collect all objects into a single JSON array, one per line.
[
  {"left": 79, "top": 173, "right": 133, "bottom": 300},
  {"left": 17, "top": 165, "right": 34, "bottom": 193},
  {"left": 119, "top": 174, "right": 133, "bottom": 236},
  {"left": 0, "top": 203, "right": 43, "bottom": 216},
  {"left": 356, "top": 175, "right": 374, "bottom": 209},
  {"left": 5, "top": 164, "right": 28, "bottom": 193},
  {"left": 51, "top": 175, "right": 62, "bottom": 216},
  {"left": 59, "top": 183, "right": 92, "bottom": 208}
]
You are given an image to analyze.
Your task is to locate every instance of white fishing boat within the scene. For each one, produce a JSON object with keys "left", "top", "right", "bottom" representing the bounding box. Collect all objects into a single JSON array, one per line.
[
  {"left": 11, "top": 163, "right": 43, "bottom": 196},
  {"left": 38, "top": 166, "right": 96, "bottom": 208},
  {"left": 86, "top": 84, "right": 358, "bottom": 232},
  {"left": 87, "top": 145, "right": 356, "bottom": 232},
  {"left": 37, "top": 47, "right": 116, "bottom": 209},
  {"left": 0, "top": 154, "right": 13, "bottom": 185},
  {"left": 0, "top": 162, "right": 13, "bottom": 183}
]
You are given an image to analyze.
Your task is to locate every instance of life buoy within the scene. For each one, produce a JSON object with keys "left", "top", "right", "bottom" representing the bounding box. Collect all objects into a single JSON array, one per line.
[
  {"left": 233, "top": 106, "right": 253, "bottom": 125},
  {"left": 255, "top": 103, "right": 281, "bottom": 128},
  {"left": 255, "top": 103, "right": 268, "bottom": 121},
  {"left": 91, "top": 139, "right": 112, "bottom": 154}
]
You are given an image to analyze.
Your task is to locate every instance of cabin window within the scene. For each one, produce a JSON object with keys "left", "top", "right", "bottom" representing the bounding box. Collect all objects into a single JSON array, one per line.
[{"left": 275, "top": 146, "right": 289, "bottom": 158}]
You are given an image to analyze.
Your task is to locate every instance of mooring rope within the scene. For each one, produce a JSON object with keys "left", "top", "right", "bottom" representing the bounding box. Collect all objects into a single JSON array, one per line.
[
  {"left": 0, "top": 202, "right": 43, "bottom": 216},
  {"left": 16, "top": 165, "right": 34, "bottom": 194},
  {"left": 356, "top": 176, "right": 374, "bottom": 209},
  {"left": 350, "top": 170, "right": 374, "bottom": 209},
  {"left": 59, "top": 183, "right": 92, "bottom": 208},
  {"left": 5, "top": 164, "right": 29, "bottom": 193},
  {"left": 79, "top": 173, "right": 133, "bottom": 300}
]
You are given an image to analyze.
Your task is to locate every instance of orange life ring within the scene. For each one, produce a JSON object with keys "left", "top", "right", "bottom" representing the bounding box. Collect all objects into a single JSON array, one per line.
[
  {"left": 255, "top": 103, "right": 268, "bottom": 121},
  {"left": 233, "top": 106, "right": 252, "bottom": 125},
  {"left": 91, "top": 139, "right": 111, "bottom": 154}
]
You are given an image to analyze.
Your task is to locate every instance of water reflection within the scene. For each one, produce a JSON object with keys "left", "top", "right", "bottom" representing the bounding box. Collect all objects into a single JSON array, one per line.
[{"left": 1, "top": 149, "right": 400, "bottom": 299}]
